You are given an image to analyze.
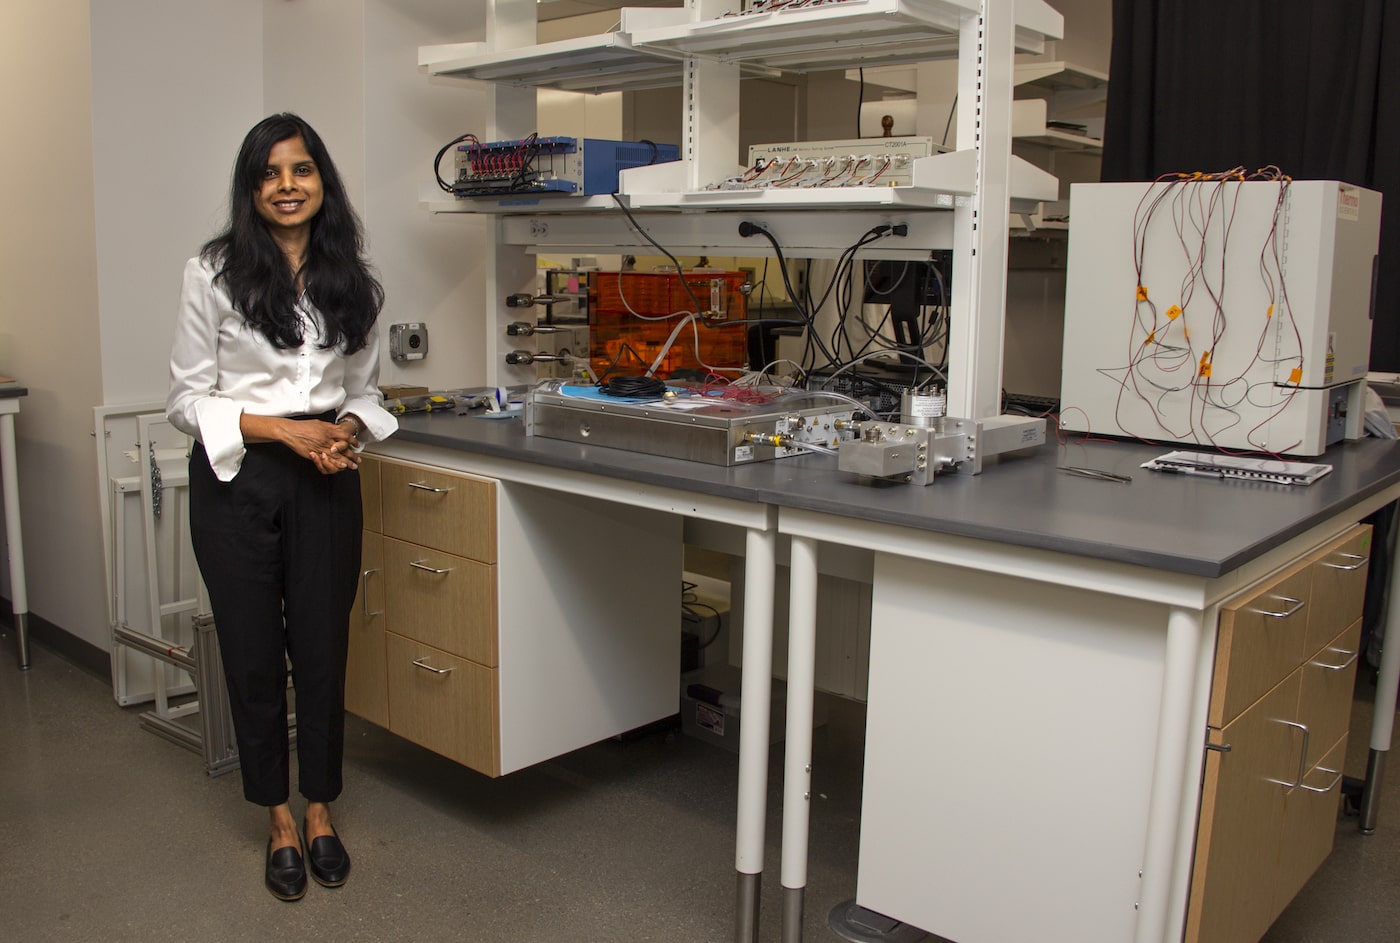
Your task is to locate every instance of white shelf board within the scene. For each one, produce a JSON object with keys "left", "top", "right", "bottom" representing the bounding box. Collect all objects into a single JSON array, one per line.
[
  {"left": 1015, "top": 128, "right": 1102, "bottom": 152},
  {"left": 419, "top": 1, "right": 1063, "bottom": 91},
  {"left": 425, "top": 183, "right": 1013, "bottom": 216},
  {"left": 421, "top": 194, "right": 632, "bottom": 215},
  {"left": 1011, "top": 98, "right": 1103, "bottom": 152},
  {"left": 421, "top": 32, "right": 688, "bottom": 95},
  {"left": 419, "top": 145, "right": 1056, "bottom": 216},
  {"left": 1014, "top": 60, "right": 1108, "bottom": 92},
  {"left": 625, "top": 185, "right": 960, "bottom": 210},
  {"left": 631, "top": 0, "right": 1062, "bottom": 74}
]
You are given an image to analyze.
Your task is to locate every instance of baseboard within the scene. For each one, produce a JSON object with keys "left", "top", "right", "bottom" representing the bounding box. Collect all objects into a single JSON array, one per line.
[{"left": 0, "top": 598, "right": 111, "bottom": 681}]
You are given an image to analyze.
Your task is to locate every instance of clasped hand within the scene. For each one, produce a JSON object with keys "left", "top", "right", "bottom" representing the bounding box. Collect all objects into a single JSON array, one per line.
[{"left": 283, "top": 418, "right": 361, "bottom": 475}]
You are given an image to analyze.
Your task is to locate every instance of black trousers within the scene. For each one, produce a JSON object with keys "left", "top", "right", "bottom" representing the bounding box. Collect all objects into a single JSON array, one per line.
[{"left": 188, "top": 434, "right": 362, "bottom": 807}]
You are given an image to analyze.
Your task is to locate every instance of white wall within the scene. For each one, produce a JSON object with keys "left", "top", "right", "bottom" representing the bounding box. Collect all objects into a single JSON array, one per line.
[
  {"left": 1047, "top": 0, "right": 1112, "bottom": 73},
  {"left": 363, "top": 0, "right": 492, "bottom": 393},
  {"left": 1, "top": 0, "right": 493, "bottom": 654},
  {"left": 91, "top": 2, "right": 264, "bottom": 409},
  {"left": 0, "top": 0, "right": 106, "bottom": 646},
  {"left": 263, "top": 0, "right": 493, "bottom": 393}
]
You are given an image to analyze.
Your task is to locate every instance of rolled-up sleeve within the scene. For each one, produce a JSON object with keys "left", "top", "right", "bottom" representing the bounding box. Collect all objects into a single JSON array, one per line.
[
  {"left": 337, "top": 328, "right": 398, "bottom": 446},
  {"left": 166, "top": 258, "right": 247, "bottom": 481}
]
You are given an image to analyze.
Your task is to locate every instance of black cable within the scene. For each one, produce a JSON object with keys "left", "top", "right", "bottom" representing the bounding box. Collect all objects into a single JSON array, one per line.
[
  {"left": 683, "top": 602, "right": 724, "bottom": 650},
  {"left": 813, "top": 227, "right": 894, "bottom": 365},
  {"left": 434, "top": 132, "right": 478, "bottom": 193},
  {"left": 508, "top": 133, "right": 541, "bottom": 192},
  {"left": 857, "top": 68, "right": 865, "bottom": 137},
  {"left": 941, "top": 95, "right": 958, "bottom": 148},
  {"left": 610, "top": 193, "right": 705, "bottom": 317},
  {"left": 594, "top": 341, "right": 649, "bottom": 385},
  {"left": 737, "top": 222, "right": 843, "bottom": 373},
  {"left": 599, "top": 375, "right": 667, "bottom": 399}
]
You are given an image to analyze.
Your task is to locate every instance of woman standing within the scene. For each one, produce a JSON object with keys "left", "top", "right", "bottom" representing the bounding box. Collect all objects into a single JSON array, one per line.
[{"left": 167, "top": 113, "right": 397, "bottom": 901}]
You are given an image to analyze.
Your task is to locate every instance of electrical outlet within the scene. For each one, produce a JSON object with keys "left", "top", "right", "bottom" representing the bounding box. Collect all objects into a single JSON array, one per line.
[{"left": 389, "top": 322, "right": 428, "bottom": 361}]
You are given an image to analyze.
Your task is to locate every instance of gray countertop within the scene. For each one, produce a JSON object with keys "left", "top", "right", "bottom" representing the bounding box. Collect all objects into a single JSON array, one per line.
[{"left": 385, "top": 409, "right": 1400, "bottom": 579}]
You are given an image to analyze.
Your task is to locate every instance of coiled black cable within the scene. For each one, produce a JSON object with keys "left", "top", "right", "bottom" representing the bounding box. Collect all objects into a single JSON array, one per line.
[{"left": 599, "top": 375, "right": 668, "bottom": 399}]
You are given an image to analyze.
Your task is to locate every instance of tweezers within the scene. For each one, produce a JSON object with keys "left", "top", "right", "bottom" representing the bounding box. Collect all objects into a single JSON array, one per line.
[{"left": 1058, "top": 465, "right": 1133, "bottom": 484}]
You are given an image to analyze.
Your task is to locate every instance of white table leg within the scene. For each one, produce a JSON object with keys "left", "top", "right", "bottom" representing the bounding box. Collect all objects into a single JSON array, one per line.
[
  {"left": 0, "top": 411, "right": 29, "bottom": 669},
  {"left": 1361, "top": 517, "right": 1400, "bottom": 831},
  {"left": 735, "top": 524, "right": 776, "bottom": 943},
  {"left": 1133, "top": 606, "right": 1204, "bottom": 943},
  {"left": 1165, "top": 604, "right": 1221, "bottom": 941},
  {"left": 779, "top": 534, "right": 819, "bottom": 943}
]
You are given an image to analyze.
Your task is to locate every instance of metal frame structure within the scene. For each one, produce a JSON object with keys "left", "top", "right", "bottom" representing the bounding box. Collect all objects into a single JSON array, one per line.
[
  {"left": 93, "top": 404, "right": 294, "bottom": 776},
  {"left": 420, "top": 1, "right": 1061, "bottom": 938}
]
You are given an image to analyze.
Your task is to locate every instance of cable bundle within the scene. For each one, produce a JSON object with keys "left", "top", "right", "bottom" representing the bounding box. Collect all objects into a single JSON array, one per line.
[{"left": 598, "top": 376, "right": 668, "bottom": 399}]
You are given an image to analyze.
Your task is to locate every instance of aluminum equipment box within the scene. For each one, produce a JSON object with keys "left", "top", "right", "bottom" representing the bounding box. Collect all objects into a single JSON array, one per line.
[
  {"left": 524, "top": 380, "right": 854, "bottom": 466},
  {"left": 1059, "top": 180, "right": 1381, "bottom": 455}
]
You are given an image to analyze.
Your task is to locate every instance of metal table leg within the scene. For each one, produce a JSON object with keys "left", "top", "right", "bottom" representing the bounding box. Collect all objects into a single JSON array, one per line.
[
  {"left": 779, "top": 535, "right": 820, "bottom": 943},
  {"left": 735, "top": 524, "right": 777, "bottom": 943},
  {"left": 1360, "top": 524, "right": 1400, "bottom": 832},
  {"left": 0, "top": 409, "right": 30, "bottom": 669}
]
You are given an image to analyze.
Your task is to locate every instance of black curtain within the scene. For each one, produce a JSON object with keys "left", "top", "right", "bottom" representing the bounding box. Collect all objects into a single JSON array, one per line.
[{"left": 1102, "top": 0, "right": 1400, "bottom": 370}]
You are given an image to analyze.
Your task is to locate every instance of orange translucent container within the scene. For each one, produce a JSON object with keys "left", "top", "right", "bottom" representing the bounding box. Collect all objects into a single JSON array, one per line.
[{"left": 589, "top": 271, "right": 750, "bottom": 379}]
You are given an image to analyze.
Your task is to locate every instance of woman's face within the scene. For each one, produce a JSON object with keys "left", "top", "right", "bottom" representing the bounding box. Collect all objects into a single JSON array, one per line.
[{"left": 255, "top": 135, "right": 324, "bottom": 235}]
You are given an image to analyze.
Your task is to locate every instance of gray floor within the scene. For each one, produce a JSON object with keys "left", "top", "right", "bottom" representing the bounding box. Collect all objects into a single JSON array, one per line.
[{"left": 1, "top": 636, "right": 1397, "bottom": 943}]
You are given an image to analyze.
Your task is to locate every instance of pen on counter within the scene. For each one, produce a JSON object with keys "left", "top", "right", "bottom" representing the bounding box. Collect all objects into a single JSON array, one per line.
[{"left": 1058, "top": 466, "right": 1133, "bottom": 483}]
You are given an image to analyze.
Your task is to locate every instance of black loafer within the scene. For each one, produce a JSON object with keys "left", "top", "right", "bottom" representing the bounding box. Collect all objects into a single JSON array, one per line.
[
  {"left": 265, "top": 838, "right": 307, "bottom": 901},
  {"left": 303, "top": 823, "right": 351, "bottom": 888}
]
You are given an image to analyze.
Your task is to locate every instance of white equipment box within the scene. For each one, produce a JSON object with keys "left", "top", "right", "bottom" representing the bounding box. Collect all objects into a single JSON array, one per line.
[
  {"left": 740, "top": 137, "right": 943, "bottom": 189},
  {"left": 1059, "top": 180, "right": 1381, "bottom": 455}
]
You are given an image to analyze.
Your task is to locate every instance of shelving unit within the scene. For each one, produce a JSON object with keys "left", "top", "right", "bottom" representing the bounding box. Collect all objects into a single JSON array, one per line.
[
  {"left": 420, "top": 10, "right": 1064, "bottom": 935},
  {"left": 1011, "top": 59, "right": 1107, "bottom": 230},
  {"left": 422, "top": 0, "right": 1061, "bottom": 426},
  {"left": 627, "top": 0, "right": 1057, "bottom": 68}
]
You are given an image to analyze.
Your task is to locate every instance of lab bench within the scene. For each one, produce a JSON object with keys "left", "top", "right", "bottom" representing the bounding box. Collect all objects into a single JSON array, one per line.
[{"left": 363, "top": 408, "right": 1400, "bottom": 943}]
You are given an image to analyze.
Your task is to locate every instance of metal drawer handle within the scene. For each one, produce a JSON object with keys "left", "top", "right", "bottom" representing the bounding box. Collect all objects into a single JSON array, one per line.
[
  {"left": 412, "top": 656, "right": 454, "bottom": 675},
  {"left": 408, "top": 480, "right": 453, "bottom": 494},
  {"left": 1270, "top": 720, "right": 1310, "bottom": 789},
  {"left": 1249, "top": 595, "right": 1305, "bottom": 619},
  {"left": 1311, "top": 646, "right": 1361, "bottom": 672},
  {"left": 1321, "top": 552, "right": 1367, "bottom": 572},
  {"left": 409, "top": 560, "right": 454, "bottom": 575},
  {"left": 361, "top": 568, "right": 382, "bottom": 618},
  {"left": 1299, "top": 765, "right": 1345, "bottom": 795}
]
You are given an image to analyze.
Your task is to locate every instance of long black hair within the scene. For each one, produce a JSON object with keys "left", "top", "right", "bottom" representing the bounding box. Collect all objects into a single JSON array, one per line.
[{"left": 202, "top": 113, "right": 383, "bottom": 354}]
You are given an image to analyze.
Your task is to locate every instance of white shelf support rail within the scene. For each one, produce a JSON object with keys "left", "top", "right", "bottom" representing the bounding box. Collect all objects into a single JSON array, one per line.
[
  {"left": 484, "top": 0, "right": 543, "bottom": 390},
  {"left": 946, "top": 0, "right": 1018, "bottom": 421}
]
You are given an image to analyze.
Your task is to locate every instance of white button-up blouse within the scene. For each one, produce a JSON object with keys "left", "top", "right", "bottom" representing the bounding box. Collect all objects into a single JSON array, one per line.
[{"left": 166, "top": 255, "right": 397, "bottom": 481}]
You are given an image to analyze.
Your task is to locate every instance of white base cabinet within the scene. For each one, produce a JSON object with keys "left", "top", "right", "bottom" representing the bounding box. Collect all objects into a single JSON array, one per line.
[{"left": 348, "top": 454, "right": 682, "bottom": 776}]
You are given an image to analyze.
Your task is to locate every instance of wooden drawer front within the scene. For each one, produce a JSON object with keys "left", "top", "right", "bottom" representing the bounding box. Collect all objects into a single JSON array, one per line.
[
  {"left": 380, "top": 461, "right": 496, "bottom": 563},
  {"left": 1304, "top": 525, "right": 1370, "bottom": 656},
  {"left": 345, "top": 531, "right": 388, "bottom": 728},
  {"left": 386, "top": 632, "right": 499, "bottom": 776},
  {"left": 359, "top": 455, "right": 382, "bottom": 534},
  {"left": 1297, "top": 619, "right": 1363, "bottom": 769},
  {"left": 1274, "top": 735, "right": 1347, "bottom": 918},
  {"left": 1188, "top": 674, "right": 1301, "bottom": 943},
  {"left": 384, "top": 537, "right": 498, "bottom": 667},
  {"left": 1213, "top": 566, "right": 1312, "bottom": 726}
]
